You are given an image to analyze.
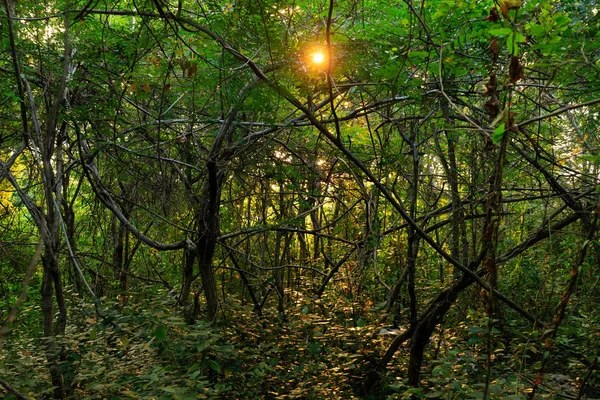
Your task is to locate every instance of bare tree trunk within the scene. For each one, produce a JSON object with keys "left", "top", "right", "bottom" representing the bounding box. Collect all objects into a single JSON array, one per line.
[
  {"left": 41, "top": 246, "right": 67, "bottom": 398},
  {"left": 3, "top": 4, "right": 74, "bottom": 395},
  {"left": 62, "top": 171, "right": 85, "bottom": 293},
  {"left": 273, "top": 231, "right": 285, "bottom": 316},
  {"left": 179, "top": 247, "right": 196, "bottom": 310},
  {"left": 434, "top": 127, "right": 466, "bottom": 276},
  {"left": 113, "top": 217, "right": 126, "bottom": 289},
  {"left": 193, "top": 160, "right": 223, "bottom": 323},
  {"left": 406, "top": 274, "right": 473, "bottom": 386}
]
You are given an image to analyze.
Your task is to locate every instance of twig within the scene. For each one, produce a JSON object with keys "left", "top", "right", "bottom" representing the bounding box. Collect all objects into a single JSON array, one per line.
[
  {"left": 0, "top": 375, "right": 29, "bottom": 399},
  {"left": 517, "top": 97, "right": 600, "bottom": 128}
]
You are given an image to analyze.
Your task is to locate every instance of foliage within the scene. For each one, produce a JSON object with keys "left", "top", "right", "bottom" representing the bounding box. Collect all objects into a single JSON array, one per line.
[{"left": 1, "top": 0, "right": 600, "bottom": 398}]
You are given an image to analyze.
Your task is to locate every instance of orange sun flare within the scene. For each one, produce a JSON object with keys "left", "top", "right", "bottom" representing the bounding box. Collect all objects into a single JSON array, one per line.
[{"left": 311, "top": 51, "right": 325, "bottom": 65}]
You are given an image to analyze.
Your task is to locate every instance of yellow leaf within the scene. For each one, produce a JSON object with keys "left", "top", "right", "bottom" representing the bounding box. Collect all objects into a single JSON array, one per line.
[{"left": 503, "top": 0, "right": 523, "bottom": 9}]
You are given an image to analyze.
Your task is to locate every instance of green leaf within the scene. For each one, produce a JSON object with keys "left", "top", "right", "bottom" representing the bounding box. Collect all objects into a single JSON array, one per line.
[
  {"left": 426, "top": 391, "right": 444, "bottom": 398},
  {"left": 507, "top": 32, "right": 518, "bottom": 55},
  {"left": 515, "top": 32, "right": 526, "bottom": 43},
  {"left": 555, "top": 14, "right": 571, "bottom": 27},
  {"left": 388, "top": 383, "right": 404, "bottom": 392},
  {"left": 579, "top": 154, "right": 598, "bottom": 162},
  {"left": 489, "top": 27, "right": 512, "bottom": 36},
  {"left": 206, "top": 359, "right": 221, "bottom": 373},
  {"left": 309, "top": 342, "right": 320, "bottom": 353},
  {"left": 195, "top": 339, "right": 209, "bottom": 352},
  {"left": 493, "top": 123, "right": 505, "bottom": 144},
  {"left": 153, "top": 325, "right": 168, "bottom": 341},
  {"left": 468, "top": 337, "right": 481, "bottom": 345},
  {"left": 405, "top": 387, "right": 424, "bottom": 396},
  {"left": 526, "top": 22, "right": 546, "bottom": 37},
  {"left": 301, "top": 306, "right": 309, "bottom": 315},
  {"left": 408, "top": 51, "right": 429, "bottom": 59},
  {"left": 468, "top": 326, "right": 485, "bottom": 333},
  {"left": 356, "top": 317, "right": 366, "bottom": 327}
]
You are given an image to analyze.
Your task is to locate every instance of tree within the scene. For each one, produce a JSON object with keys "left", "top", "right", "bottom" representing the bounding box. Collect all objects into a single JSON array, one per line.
[{"left": 1, "top": 0, "right": 599, "bottom": 398}]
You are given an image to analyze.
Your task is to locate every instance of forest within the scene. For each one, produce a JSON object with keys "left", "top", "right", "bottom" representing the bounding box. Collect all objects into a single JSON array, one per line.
[{"left": 1, "top": 0, "right": 600, "bottom": 398}]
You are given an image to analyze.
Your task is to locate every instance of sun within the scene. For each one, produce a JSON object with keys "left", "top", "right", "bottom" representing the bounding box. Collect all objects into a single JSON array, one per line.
[{"left": 311, "top": 51, "right": 326, "bottom": 65}]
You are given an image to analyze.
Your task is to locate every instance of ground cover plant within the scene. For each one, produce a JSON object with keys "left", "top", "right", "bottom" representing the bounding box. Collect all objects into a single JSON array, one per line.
[{"left": 1, "top": 0, "right": 600, "bottom": 398}]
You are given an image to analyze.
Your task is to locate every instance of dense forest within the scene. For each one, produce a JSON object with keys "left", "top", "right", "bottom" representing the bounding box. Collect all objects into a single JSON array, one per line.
[{"left": 1, "top": 0, "right": 600, "bottom": 398}]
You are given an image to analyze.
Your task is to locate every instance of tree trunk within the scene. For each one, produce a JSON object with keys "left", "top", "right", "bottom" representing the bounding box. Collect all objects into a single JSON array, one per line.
[
  {"left": 41, "top": 247, "right": 67, "bottom": 399},
  {"left": 274, "top": 231, "right": 285, "bottom": 316},
  {"left": 113, "top": 217, "right": 125, "bottom": 290},
  {"left": 194, "top": 160, "right": 223, "bottom": 323},
  {"left": 407, "top": 274, "right": 473, "bottom": 385},
  {"left": 179, "top": 248, "right": 196, "bottom": 310},
  {"left": 198, "top": 239, "right": 219, "bottom": 323}
]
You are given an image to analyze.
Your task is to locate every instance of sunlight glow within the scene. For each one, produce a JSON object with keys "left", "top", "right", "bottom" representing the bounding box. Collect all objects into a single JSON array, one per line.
[{"left": 311, "top": 51, "right": 325, "bottom": 65}]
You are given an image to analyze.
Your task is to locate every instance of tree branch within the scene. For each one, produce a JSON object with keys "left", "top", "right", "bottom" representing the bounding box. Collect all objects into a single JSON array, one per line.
[{"left": 0, "top": 377, "right": 28, "bottom": 400}]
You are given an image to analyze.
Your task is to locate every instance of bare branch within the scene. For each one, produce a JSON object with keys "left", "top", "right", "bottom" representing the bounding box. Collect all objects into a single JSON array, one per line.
[
  {"left": 75, "top": 123, "right": 195, "bottom": 252},
  {"left": 517, "top": 97, "right": 600, "bottom": 128},
  {"left": 0, "top": 377, "right": 29, "bottom": 400}
]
